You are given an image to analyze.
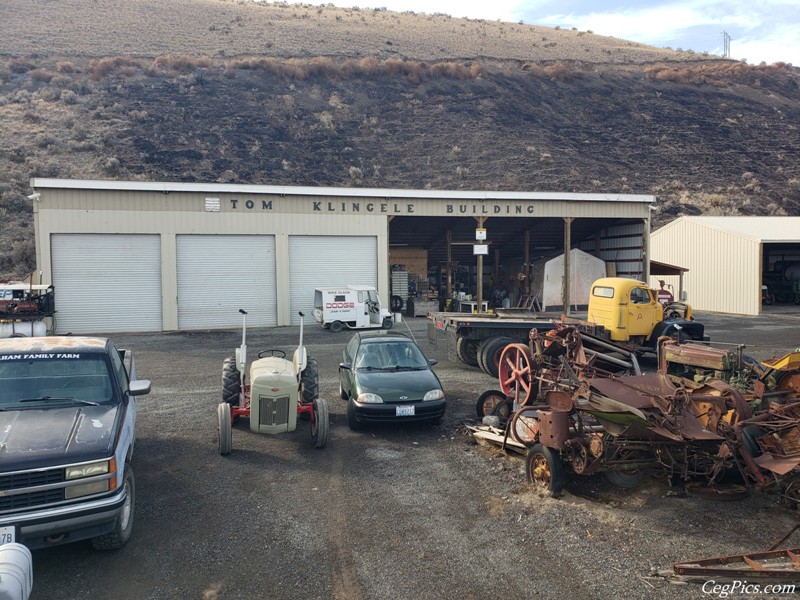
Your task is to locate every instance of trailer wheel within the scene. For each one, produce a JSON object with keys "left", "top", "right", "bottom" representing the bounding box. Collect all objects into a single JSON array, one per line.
[
  {"left": 330, "top": 320, "right": 343, "bottom": 333},
  {"left": 475, "top": 389, "right": 507, "bottom": 419},
  {"left": 91, "top": 464, "right": 135, "bottom": 550},
  {"left": 218, "top": 402, "right": 232, "bottom": 455},
  {"left": 382, "top": 316, "right": 394, "bottom": 329},
  {"left": 311, "top": 398, "right": 329, "bottom": 448},
  {"left": 525, "top": 444, "right": 563, "bottom": 497},
  {"left": 222, "top": 357, "right": 241, "bottom": 406},
  {"left": 456, "top": 336, "right": 479, "bottom": 366},
  {"left": 301, "top": 356, "right": 319, "bottom": 404},
  {"left": 482, "top": 336, "right": 514, "bottom": 378}
]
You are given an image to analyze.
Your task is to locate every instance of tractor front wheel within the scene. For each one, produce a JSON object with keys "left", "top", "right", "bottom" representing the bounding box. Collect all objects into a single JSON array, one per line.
[
  {"left": 218, "top": 402, "right": 232, "bottom": 455},
  {"left": 312, "top": 398, "right": 329, "bottom": 448}
]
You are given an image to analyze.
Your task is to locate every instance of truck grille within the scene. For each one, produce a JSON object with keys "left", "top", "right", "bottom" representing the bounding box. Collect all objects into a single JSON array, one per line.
[
  {"left": 0, "top": 469, "right": 65, "bottom": 511},
  {"left": 258, "top": 395, "right": 289, "bottom": 427}
]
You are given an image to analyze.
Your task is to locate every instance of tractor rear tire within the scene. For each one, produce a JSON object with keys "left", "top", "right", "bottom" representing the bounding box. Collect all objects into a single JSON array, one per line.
[
  {"left": 301, "top": 356, "right": 319, "bottom": 404},
  {"left": 218, "top": 402, "right": 232, "bottom": 456},
  {"left": 312, "top": 398, "right": 329, "bottom": 449},
  {"left": 222, "top": 357, "right": 240, "bottom": 406}
]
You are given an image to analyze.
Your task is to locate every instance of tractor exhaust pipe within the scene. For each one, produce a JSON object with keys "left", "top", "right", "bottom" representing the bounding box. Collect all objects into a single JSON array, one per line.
[{"left": 237, "top": 309, "right": 248, "bottom": 387}]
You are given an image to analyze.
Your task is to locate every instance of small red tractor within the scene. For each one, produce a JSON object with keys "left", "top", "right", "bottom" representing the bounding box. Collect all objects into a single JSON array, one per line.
[{"left": 217, "top": 310, "right": 329, "bottom": 454}]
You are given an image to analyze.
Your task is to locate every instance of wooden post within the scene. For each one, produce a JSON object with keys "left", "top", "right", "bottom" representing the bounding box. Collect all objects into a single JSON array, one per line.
[{"left": 563, "top": 217, "right": 572, "bottom": 316}]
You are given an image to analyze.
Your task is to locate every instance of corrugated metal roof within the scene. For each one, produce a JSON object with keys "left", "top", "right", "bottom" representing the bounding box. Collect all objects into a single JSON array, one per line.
[
  {"left": 666, "top": 216, "right": 800, "bottom": 243},
  {"left": 30, "top": 178, "right": 655, "bottom": 204}
]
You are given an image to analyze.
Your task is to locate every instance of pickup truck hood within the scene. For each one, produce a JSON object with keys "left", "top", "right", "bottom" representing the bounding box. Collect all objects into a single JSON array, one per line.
[{"left": 0, "top": 404, "right": 121, "bottom": 470}]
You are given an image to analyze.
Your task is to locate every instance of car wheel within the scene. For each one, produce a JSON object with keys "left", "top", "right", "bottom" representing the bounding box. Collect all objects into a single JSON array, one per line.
[
  {"left": 218, "top": 402, "right": 232, "bottom": 456},
  {"left": 222, "top": 357, "right": 240, "bottom": 406},
  {"left": 525, "top": 444, "right": 563, "bottom": 497},
  {"left": 311, "top": 398, "right": 329, "bottom": 448},
  {"left": 346, "top": 399, "right": 361, "bottom": 431},
  {"left": 301, "top": 356, "right": 319, "bottom": 403},
  {"left": 91, "top": 464, "right": 135, "bottom": 550},
  {"left": 330, "top": 320, "right": 343, "bottom": 334}
]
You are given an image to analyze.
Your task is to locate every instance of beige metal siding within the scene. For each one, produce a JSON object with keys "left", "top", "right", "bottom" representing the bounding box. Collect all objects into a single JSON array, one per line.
[{"left": 651, "top": 219, "right": 761, "bottom": 315}]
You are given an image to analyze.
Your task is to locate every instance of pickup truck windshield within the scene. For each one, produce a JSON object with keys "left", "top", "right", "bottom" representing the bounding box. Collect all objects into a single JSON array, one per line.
[{"left": 0, "top": 353, "right": 115, "bottom": 408}]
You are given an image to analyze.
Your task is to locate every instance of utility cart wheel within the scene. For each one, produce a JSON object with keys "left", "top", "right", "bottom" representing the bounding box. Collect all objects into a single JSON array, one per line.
[
  {"left": 382, "top": 316, "right": 394, "bottom": 329},
  {"left": 218, "top": 402, "right": 232, "bottom": 456},
  {"left": 311, "top": 398, "right": 329, "bottom": 449},
  {"left": 222, "top": 357, "right": 241, "bottom": 406},
  {"left": 499, "top": 344, "right": 534, "bottom": 405},
  {"left": 525, "top": 444, "right": 563, "bottom": 497},
  {"left": 330, "top": 320, "right": 343, "bottom": 334},
  {"left": 475, "top": 389, "right": 507, "bottom": 419}
]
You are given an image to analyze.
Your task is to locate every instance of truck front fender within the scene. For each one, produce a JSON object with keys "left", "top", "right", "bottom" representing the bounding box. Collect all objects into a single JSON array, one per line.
[{"left": 649, "top": 320, "right": 707, "bottom": 346}]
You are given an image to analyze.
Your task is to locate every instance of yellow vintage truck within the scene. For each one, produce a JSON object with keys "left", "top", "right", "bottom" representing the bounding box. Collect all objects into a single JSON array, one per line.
[{"left": 428, "top": 277, "right": 706, "bottom": 373}]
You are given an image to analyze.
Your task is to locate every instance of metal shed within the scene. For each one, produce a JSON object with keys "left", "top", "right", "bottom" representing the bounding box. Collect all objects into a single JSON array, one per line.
[{"left": 650, "top": 216, "right": 800, "bottom": 315}]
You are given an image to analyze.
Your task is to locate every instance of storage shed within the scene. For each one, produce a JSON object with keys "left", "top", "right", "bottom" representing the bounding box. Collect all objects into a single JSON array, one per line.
[
  {"left": 650, "top": 216, "right": 800, "bottom": 315},
  {"left": 531, "top": 249, "right": 607, "bottom": 310}
]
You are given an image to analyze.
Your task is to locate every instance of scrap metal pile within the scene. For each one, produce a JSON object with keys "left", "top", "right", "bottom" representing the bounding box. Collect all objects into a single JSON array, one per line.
[{"left": 470, "top": 322, "right": 800, "bottom": 501}]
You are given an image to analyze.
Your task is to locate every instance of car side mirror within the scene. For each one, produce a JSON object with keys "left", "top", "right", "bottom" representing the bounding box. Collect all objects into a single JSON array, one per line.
[
  {"left": 428, "top": 359, "right": 438, "bottom": 366},
  {"left": 339, "top": 363, "right": 352, "bottom": 371}
]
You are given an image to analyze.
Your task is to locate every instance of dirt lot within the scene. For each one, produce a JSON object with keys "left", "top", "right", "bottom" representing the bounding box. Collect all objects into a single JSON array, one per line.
[{"left": 29, "top": 311, "right": 800, "bottom": 599}]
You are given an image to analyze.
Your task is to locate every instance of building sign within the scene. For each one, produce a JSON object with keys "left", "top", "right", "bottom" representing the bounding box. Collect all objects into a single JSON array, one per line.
[{"left": 225, "top": 199, "right": 536, "bottom": 216}]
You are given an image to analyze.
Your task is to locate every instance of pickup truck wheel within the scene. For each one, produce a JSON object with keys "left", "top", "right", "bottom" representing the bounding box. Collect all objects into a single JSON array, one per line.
[
  {"left": 456, "top": 337, "right": 479, "bottom": 366},
  {"left": 330, "top": 320, "right": 343, "bottom": 334},
  {"left": 311, "top": 398, "right": 329, "bottom": 448},
  {"left": 222, "top": 357, "right": 241, "bottom": 406},
  {"left": 301, "top": 357, "right": 319, "bottom": 403},
  {"left": 91, "top": 465, "right": 135, "bottom": 550},
  {"left": 218, "top": 402, "right": 232, "bottom": 455}
]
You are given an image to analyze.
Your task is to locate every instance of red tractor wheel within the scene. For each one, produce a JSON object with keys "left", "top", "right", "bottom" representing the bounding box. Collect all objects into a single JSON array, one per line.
[{"left": 498, "top": 343, "right": 534, "bottom": 405}]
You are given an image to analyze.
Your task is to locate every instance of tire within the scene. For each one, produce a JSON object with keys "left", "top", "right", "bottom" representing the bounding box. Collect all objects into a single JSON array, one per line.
[
  {"left": 330, "top": 320, "right": 343, "bottom": 334},
  {"left": 91, "top": 465, "right": 135, "bottom": 550},
  {"left": 484, "top": 336, "right": 514, "bottom": 379},
  {"left": 218, "top": 402, "right": 232, "bottom": 456},
  {"left": 312, "top": 398, "right": 329, "bottom": 448},
  {"left": 382, "top": 316, "right": 394, "bottom": 329},
  {"left": 604, "top": 470, "right": 644, "bottom": 489},
  {"left": 390, "top": 295, "right": 404, "bottom": 312},
  {"left": 476, "top": 338, "right": 493, "bottom": 374},
  {"left": 222, "top": 357, "right": 241, "bottom": 406},
  {"left": 347, "top": 399, "right": 361, "bottom": 431},
  {"left": 301, "top": 356, "right": 319, "bottom": 404},
  {"left": 476, "top": 389, "right": 507, "bottom": 419},
  {"left": 455, "top": 336, "right": 479, "bottom": 366},
  {"left": 525, "top": 444, "right": 564, "bottom": 497}
]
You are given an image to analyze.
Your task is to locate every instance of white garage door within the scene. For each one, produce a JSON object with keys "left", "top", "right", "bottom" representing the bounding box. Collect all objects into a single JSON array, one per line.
[
  {"left": 177, "top": 235, "right": 277, "bottom": 329},
  {"left": 51, "top": 234, "right": 162, "bottom": 334},
  {"left": 289, "top": 236, "right": 377, "bottom": 324}
]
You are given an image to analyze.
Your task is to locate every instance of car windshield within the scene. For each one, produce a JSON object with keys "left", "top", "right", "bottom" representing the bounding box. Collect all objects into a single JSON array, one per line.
[
  {"left": 0, "top": 353, "right": 115, "bottom": 408},
  {"left": 355, "top": 341, "right": 429, "bottom": 370}
]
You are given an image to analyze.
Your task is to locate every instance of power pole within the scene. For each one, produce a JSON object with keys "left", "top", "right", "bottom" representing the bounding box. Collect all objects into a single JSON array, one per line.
[{"left": 722, "top": 31, "right": 731, "bottom": 58}]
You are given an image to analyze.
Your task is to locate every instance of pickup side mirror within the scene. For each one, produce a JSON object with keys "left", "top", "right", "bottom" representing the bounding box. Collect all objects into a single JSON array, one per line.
[{"left": 129, "top": 379, "right": 151, "bottom": 396}]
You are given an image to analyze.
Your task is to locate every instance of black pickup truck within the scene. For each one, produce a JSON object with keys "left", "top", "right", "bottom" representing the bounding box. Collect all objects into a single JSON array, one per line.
[{"left": 0, "top": 337, "right": 150, "bottom": 550}]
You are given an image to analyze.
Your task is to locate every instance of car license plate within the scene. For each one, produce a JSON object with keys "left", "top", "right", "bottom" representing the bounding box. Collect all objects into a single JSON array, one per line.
[
  {"left": 0, "top": 526, "right": 15, "bottom": 545},
  {"left": 396, "top": 405, "right": 415, "bottom": 417}
]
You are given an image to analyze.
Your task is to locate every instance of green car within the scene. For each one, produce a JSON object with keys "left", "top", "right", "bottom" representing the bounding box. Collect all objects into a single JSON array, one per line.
[{"left": 338, "top": 331, "right": 446, "bottom": 430}]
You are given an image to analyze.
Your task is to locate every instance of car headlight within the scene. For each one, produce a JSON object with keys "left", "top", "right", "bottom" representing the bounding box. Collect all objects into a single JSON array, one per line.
[
  {"left": 65, "top": 458, "right": 115, "bottom": 499},
  {"left": 423, "top": 389, "right": 445, "bottom": 401},
  {"left": 357, "top": 392, "right": 384, "bottom": 404}
]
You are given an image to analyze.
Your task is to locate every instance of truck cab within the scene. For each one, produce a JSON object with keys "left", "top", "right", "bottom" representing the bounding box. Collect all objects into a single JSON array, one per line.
[{"left": 587, "top": 277, "right": 705, "bottom": 347}]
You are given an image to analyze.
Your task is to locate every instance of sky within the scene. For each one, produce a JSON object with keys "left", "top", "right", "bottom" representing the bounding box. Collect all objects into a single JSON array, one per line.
[{"left": 280, "top": 0, "right": 800, "bottom": 65}]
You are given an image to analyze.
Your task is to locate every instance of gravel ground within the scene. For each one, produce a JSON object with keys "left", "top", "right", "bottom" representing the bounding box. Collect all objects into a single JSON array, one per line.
[{"left": 28, "top": 310, "right": 800, "bottom": 599}]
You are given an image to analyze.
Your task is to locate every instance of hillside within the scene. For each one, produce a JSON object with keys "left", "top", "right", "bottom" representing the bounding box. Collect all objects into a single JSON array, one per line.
[{"left": 1, "top": 0, "right": 799, "bottom": 277}]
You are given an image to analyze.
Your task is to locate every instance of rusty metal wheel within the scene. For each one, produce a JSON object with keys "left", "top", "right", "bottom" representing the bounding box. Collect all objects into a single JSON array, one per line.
[
  {"left": 498, "top": 343, "right": 534, "bottom": 405},
  {"left": 475, "top": 389, "right": 507, "bottom": 419},
  {"left": 510, "top": 406, "right": 540, "bottom": 446},
  {"left": 525, "top": 443, "right": 563, "bottom": 497}
]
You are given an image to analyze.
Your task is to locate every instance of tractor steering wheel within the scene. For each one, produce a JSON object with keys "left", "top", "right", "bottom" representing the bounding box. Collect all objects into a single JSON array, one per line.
[{"left": 257, "top": 349, "right": 287, "bottom": 359}]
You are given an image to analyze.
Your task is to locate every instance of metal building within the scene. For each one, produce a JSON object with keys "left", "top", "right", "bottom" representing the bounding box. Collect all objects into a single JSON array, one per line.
[
  {"left": 30, "top": 178, "right": 655, "bottom": 333},
  {"left": 650, "top": 216, "right": 800, "bottom": 315}
]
